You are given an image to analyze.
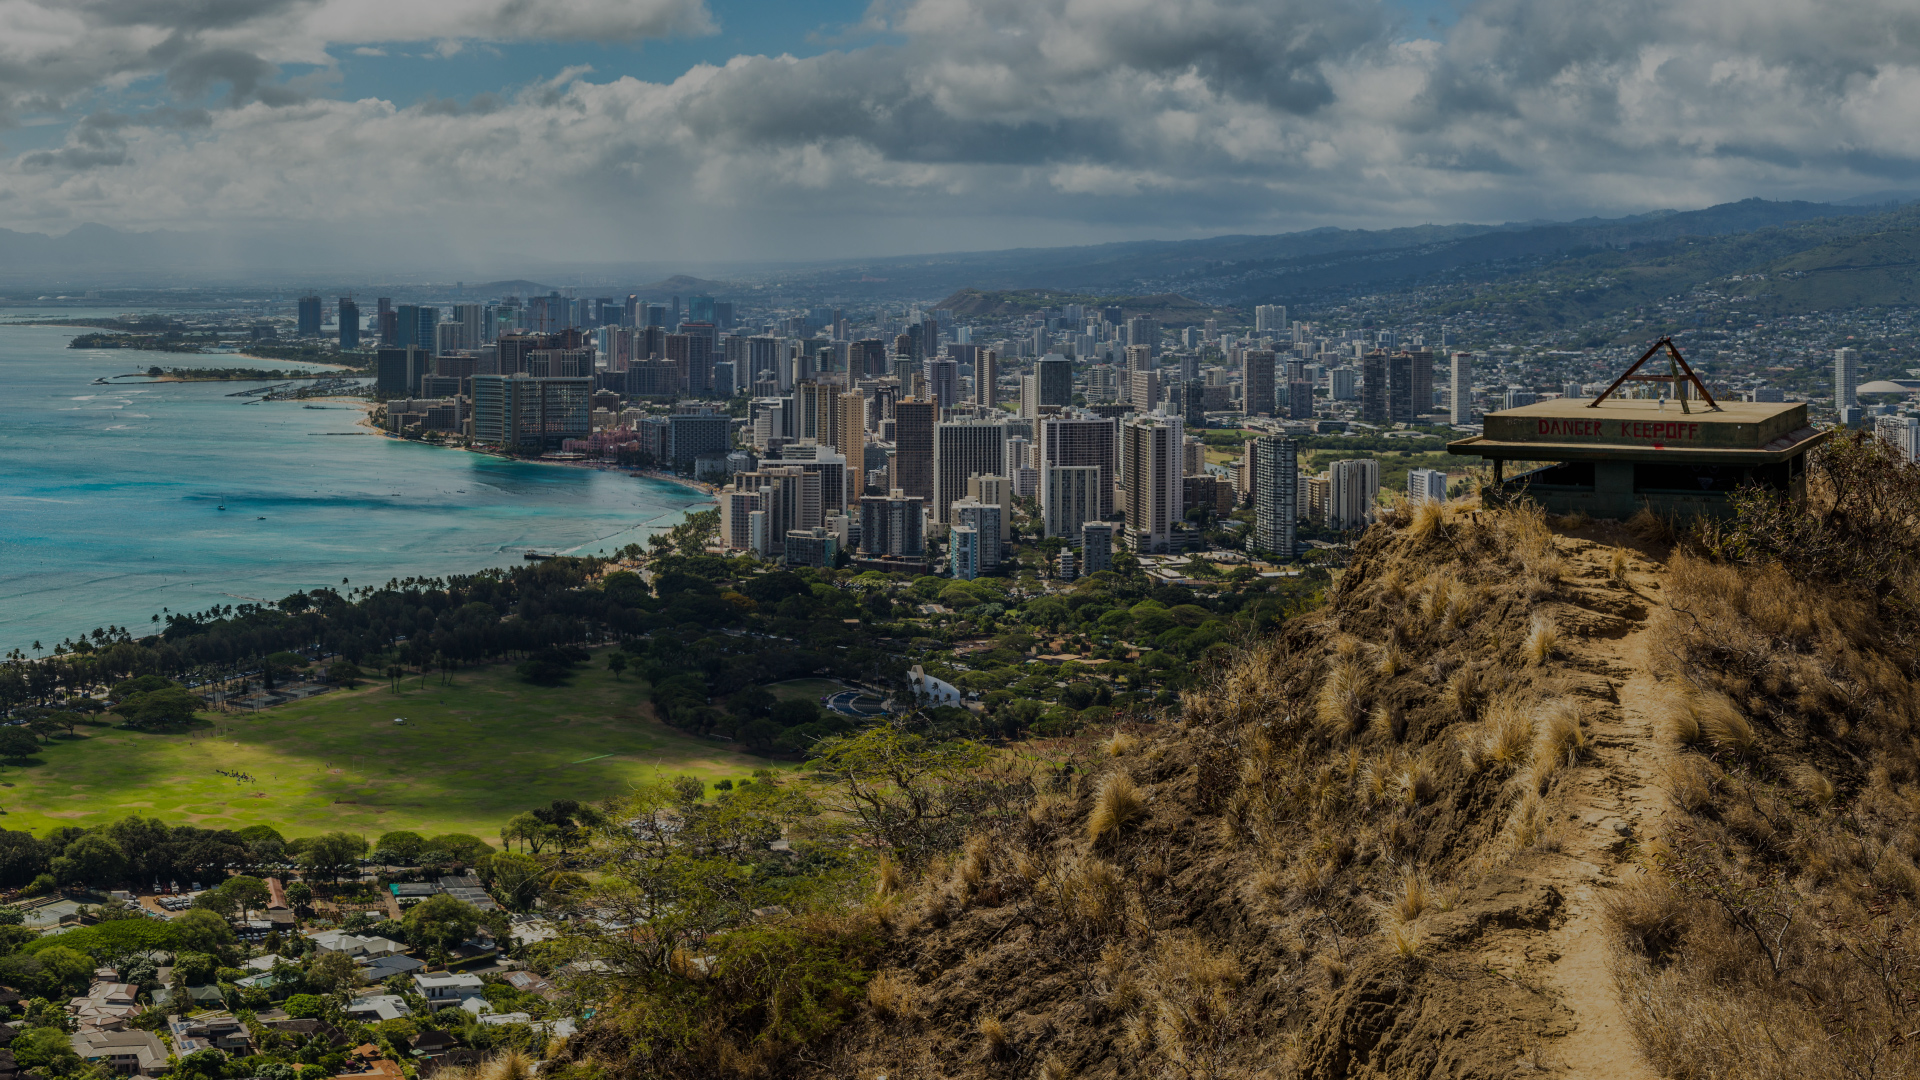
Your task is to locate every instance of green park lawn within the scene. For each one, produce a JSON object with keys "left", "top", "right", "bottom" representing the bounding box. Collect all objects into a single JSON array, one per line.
[
  {"left": 1, "top": 654, "right": 797, "bottom": 844},
  {"left": 763, "top": 678, "right": 849, "bottom": 703}
]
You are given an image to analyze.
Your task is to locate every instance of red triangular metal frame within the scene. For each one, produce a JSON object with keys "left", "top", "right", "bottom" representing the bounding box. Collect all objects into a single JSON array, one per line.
[{"left": 1586, "top": 336, "right": 1721, "bottom": 412}]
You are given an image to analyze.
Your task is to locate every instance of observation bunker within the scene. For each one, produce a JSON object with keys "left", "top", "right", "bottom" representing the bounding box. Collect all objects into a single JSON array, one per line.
[{"left": 1447, "top": 339, "right": 1829, "bottom": 520}]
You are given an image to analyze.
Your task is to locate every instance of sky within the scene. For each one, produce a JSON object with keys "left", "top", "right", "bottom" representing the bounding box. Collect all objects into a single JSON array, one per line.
[{"left": 0, "top": 0, "right": 1916, "bottom": 271}]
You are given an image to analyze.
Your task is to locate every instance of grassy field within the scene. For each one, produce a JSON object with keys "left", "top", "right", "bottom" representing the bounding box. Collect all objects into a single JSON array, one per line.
[
  {"left": 763, "top": 678, "right": 848, "bottom": 703},
  {"left": 1, "top": 654, "right": 796, "bottom": 843}
]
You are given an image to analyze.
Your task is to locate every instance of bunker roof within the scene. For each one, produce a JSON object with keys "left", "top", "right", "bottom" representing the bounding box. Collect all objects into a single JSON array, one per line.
[{"left": 1449, "top": 397, "right": 1829, "bottom": 464}]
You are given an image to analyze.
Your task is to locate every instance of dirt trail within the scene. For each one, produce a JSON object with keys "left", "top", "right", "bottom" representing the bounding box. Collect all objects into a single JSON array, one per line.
[{"left": 1527, "top": 532, "right": 1668, "bottom": 1078}]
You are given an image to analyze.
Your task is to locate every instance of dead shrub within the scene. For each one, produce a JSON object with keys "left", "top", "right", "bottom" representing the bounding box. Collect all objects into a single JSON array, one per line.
[
  {"left": 874, "top": 854, "right": 902, "bottom": 897},
  {"left": 866, "top": 970, "right": 924, "bottom": 1022},
  {"left": 1386, "top": 869, "right": 1432, "bottom": 924},
  {"left": 1661, "top": 757, "right": 1716, "bottom": 814},
  {"left": 1601, "top": 879, "right": 1687, "bottom": 961},
  {"left": 1788, "top": 764, "right": 1836, "bottom": 808},
  {"left": 1407, "top": 497, "right": 1453, "bottom": 545},
  {"left": 1102, "top": 730, "right": 1139, "bottom": 757},
  {"left": 1608, "top": 546, "right": 1631, "bottom": 580},
  {"left": 1086, "top": 772, "right": 1146, "bottom": 847},
  {"left": 978, "top": 1015, "right": 1010, "bottom": 1060},
  {"left": 1315, "top": 656, "right": 1367, "bottom": 737},
  {"left": 1523, "top": 613, "right": 1561, "bottom": 665}
]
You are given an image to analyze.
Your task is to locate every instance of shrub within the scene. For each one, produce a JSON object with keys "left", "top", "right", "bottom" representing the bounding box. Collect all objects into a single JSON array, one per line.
[{"left": 1086, "top": 773, "right": 1145, "bottom": 847}]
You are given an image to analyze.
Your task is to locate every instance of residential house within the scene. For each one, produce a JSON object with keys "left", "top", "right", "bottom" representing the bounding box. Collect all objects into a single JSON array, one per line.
[
  {"left": 69, "top": 1028, "right": 167, "bottom": 1077},
  {"left": 412, "top": 972, "right": 485, "bottom": 1006}
]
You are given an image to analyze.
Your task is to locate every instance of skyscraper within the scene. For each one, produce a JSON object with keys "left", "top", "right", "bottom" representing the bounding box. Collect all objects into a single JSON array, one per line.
[
  {"left": 1327, "top": 459, "right": 1379, "bottom": 530},
  {"left": 1042, "top": 464, "right": 1103, "bottom": 539},
  {"left": 296, "top": 296, "right": 323, "bottom": 338},
  {"left": 1243, "top": 350, "right": 1275, "bottom": 416},
  {"left": 925, "top": 358, "right": 960, "bottom": 408},
  {"left": 892, "top": 399, "right": 937, "bottom": 504},
  {"left": 837, "top": 390, "right": 867, "bottom": 500},
  {"left": 853, "top": 339, "right": 888, "bottom": 377},
  {"left": 1121, "top": 414, "right": 1183, "bottom": 553},
  {"left": 1254, "top": 305, "right": 1287, "bottom": 333},
  {"left": 1835, "top": 347, "right": 1861, "bottom": 412},
  {"left": 933, "top": 420, "right": 1005, "bottom": 524},
  {"left": 1038, "top": 414, "right": 1117, "bottom": 524},
  {"left": 337, "top": 297, "right": 360, "bottom": 350},
  {"left": 860, "top": 491, "right": 926, "bottom": 557},
  {"left": 396, "top": 305, "right": 437, "bottom": 352},
  {"left": 974, "top": 349, "right": 998, "bottom": 409},
  {"left": 1409, "top": 467, "right": 1449, "bottom": 502},
  {"left": 1449, "top": 352, "right": 1474, "bottom": 424},
  {"left": 1034, "top": 354, "right": 1073, "bottom": 407},
  {"left": 1248, "top": 436, "right": 1297, "bottom": 559}
]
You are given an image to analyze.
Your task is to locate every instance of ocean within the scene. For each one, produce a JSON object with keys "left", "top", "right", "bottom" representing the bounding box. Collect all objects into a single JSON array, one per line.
[{"left": 0, "top": 315, "right": 709, "bottom": 651}]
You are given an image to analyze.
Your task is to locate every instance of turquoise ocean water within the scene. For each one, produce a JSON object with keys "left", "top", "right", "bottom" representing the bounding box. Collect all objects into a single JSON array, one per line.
[{"left": 0, "top": 315, "right": 708, "bottom": 651}]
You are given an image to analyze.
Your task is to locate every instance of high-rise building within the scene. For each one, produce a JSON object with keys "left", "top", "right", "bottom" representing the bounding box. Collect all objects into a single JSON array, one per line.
[
  {"left": 860, "top": 491, "right": 926, "bottom": 557},
  {"left": 1182, "top": 379, "right": 1206, "bottom": 430},
  {"left": 297, "top": 296, "right": 323, "bottom": 338},
  {"left": 974, "top": 349, "right": 999, "bottom": 409},
  {"left": 1043, "top": 465, "right": 1103, "bottom": 539},
  {"left": 967, "top": 474, "right": 1014, "bottom": 542},
  {"left": 1327, "top": 459, "right": 1379, "bottom": 530},
  {"left": 1129, "top": 369, "right": 1160, "bottom": 415},
  {"left": 1835, "top": 348, "right": 1861, "bottom": 411},
  {"left": 837, "top": 390, "right": 867, "bottom": 499},
  {"left": 951, "top": 498, "right": 1004, "bottom": 571},
  {"left": 1038, "top": 414, "right": 1117, "bottom": 523},
  {"left": 1034, "top": 354, "right": 1073, "bottom": 407},
  {"left": 470, "top": 374, "right": 592, "bottom": 449},
  {"left": 933, "top": 420, "right": 1006, "bottom": 524},
  {"left": 1254, "top": 305, "right": 1287, "bottom": 333},
  {"left": 950, "top": 524, "right": 981, "bottom": 580},
  {"left": 1407, "top": 349, "right": 1435, "bottom": 421},
  {"left": 395, "top": 305, "right": 437, "bottom": 353},
  {"left": 1331, "top": 367, "right": 1357, "bottom": 401},
  {"left": 1126, "top": 317, "right": 1158, "bottom": 356},
  {"left": 1875, "top": 414, "right": 1920, "bottom": 462},
  {"left": 1081, "top": 522, "right": 1115, "bottom": 574},
  {"left": 1247, "top": 436, "right": 1297, "bottom": 559},
  {"left": 1287, "top": 379, "right": 1314, "bottom": 420},
  {"left": 1121, "top": 414, "right": 1183, "bottom": 553},
  {"left": 669, "top": 412, "right": 732, "bottom": 466},
  {"left": 891, "top": 399, "right": 937, "bottom": 503},
  {"left": 1243, "top": 350, "right": 1275, "bottom": 416},
  {"left": 853, "top": 339, "right": 888, "bottom": 377},
  {"left": 774, "top": 442, "right": 850, "bottom": 515},
  {"left": 1409, "top": 467, "right": 1449, "bottom": 502},
  {"left": 924, "top": 358, "right": 960, "bottom": 408},
  {"left": 337, "top": 298, "right": 360, "bottom": 350},
  {"left": 1449, "top": 352, "right": 1474, "bottom": 424},
  {"left": 374, "top": 347, "right": 430, "bottom": 397}
]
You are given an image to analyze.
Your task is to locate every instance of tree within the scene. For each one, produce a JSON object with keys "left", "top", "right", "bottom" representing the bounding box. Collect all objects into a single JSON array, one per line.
[
  {"left": 116, "top": 685, "right": 200, "bottom": 728},
  {"left": 172, "top": 909, "right": 236, "bottom": 956},
  {"left": 0, "top": 729, "right": 38, "bottom": 763},
  {"left": 284, "top": 880, "right": 314, "bottom": 911},
  {"left": 402, "top": 894, "right": 481, "bottom": 951},
  {"left": 422, "top": 834, "right": 494, "bottom": 868},
  {"left": 374, "top": 831, "right": 425, "bottom": 864},
  {"left": 481, "top": 852, "right": 544, "bottom": 911},
  {"left": 11, "top": 1026, "right": 87, "bottom": 1076},
  {"left": 329, "top": 660, "right": 362, "bottom": 687},
  {"left": 807, "top": 723, "right": 999, "bottom": 868},
  {"left": 501, "top": 813, "right": 555, "bottom": 854},
  {"left": 298, "top": 832, "right": 368, "bottom": 882},
  {"left": 307, "top": 950, "right": 361, "bottom": 993},
  {"left": 23, "top": 714, "right": 58, "bottom": 744},
  {"left": 51, "top": 832, "right": 126, "bottom": 888},
  {"left": 282, "top": 993, "right": 329, "bottom": 1019},
  {"left": 607, "top": 653, "right": 628, "bottom": 680}
]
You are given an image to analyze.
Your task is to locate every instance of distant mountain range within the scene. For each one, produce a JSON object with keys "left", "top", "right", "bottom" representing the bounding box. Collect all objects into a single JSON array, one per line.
[{"left": 5, "top": 197, "right": 1920, "bottom": 311}]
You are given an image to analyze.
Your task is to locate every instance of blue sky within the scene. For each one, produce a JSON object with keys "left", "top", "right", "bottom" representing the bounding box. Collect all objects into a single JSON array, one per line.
[{"left": 0, "top": 0, "right": 1910, "bottom": 268}]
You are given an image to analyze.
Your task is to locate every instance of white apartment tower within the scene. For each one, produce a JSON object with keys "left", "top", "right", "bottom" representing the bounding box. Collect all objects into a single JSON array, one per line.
[
  {"left": 1835, "top": 348, "right": 1861, "bottom": 412},
  {"left": 1121, "top": 414, "right": 1184, "bottom": 553},
  {"left": 1327, "top": 459, "right": 1379, "bottom": 531},
  {"left": 1449, "top": 352, "right": 1474, "bottom": 424}
]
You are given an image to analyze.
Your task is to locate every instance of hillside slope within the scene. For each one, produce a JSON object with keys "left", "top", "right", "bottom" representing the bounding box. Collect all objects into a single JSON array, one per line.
[{"left": 785, "top": 505, "right": 1682, "bottom": 1079}]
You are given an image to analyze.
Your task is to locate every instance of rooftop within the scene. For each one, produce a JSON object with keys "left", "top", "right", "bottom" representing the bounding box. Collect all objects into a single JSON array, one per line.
[{"left": 1450, "top": 397, "right": 1826, "bottom": 463}]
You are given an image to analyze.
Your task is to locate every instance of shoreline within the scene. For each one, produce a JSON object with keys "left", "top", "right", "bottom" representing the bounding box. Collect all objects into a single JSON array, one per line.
[{"left": 346, "top": 401, "right": 719, "bottom": 501}]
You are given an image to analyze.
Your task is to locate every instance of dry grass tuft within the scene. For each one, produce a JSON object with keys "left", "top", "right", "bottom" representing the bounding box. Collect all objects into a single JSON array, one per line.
[
  {"left": 1446, "top": 664, "right": 1482, "bottom": 721},
  {"left": 1788, "top": 764, "right": 1836, "bottom": 807},
  {"left": 1102, "top": 730, "right": 1139, "bottom": 757},
  {"left": 471, "top": 1050, "right": 536, "bottom": 1080},
  {"left": 1086, "top": 772, "right": 1147, "bottom": 846},
  {"left": 1382, "top": 920, "right": 1423, "bottom": 958},
  {"left": 1503, "top": 790, "right": 1560, "bottom": 853},
  {"left": 1407, "top": 497, "right": 1454, "bottom": 545},
  {"left": 1398, "top": 758, "right": 1437, "bottom": 807},
  {"left": 1037, "top": 1055, "right": 1071, "bottom": 1080},
  {"left": 1375, "top": 638, "right": 1406, "bottom": 678},
  {"left": 977, "top": 1014, "right": 1010, "bottom": 1059},
  {"left": 874, "top": 854, "right": 902, "bottom": 896},
  {"left": 1534, "top": 698, "right": 1588, "bottom": 773},
  {"left": 1662, "top": 688, "right": 1757, "bottom": 753},
  {"left": 1315, "top": 656, "right": 1367, "bottom": 737},
  {"left": 958, "top": 834, "right": 992, "bottom": 890},
  {"left": 1460, "top": 693, "right": 1535, "bottom": 772},
  {"left": 1608, "top": 546, "right": 1631, "bottom": 580},
  {"left": 1661, "top": 757, "right": 1714, "bottom": 814},
  {"left": 866, "top": 970, "right": 924, "bottom": 1022},
  {"left": 1523, "top": 613, "right": 1561, "bottom": 665},
  {"left": 1386, "top": 869, "right": 1432, "bottom": 924}
]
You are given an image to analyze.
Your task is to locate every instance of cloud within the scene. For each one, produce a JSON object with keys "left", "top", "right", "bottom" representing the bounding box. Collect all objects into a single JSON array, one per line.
[{"left": 4, "top": 0, "right": 1920, "bottom": 264}]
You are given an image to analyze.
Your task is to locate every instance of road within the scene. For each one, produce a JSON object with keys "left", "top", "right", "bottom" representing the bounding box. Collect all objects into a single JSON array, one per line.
[{"left": 824, "top": 688, "right": 889, "bottom": 718}]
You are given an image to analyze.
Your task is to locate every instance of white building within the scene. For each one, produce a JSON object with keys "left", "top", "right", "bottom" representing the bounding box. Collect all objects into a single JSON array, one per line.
[
  {"left": 1121, "top": 414, "right": 1184, "bottom": 553},
  {"left": 1835, "top": 348, "right": 1861, "bottom": 412},
  {"left": 1408, "top": 467, "right": 1449, "bottom": 502},
  {"left": 1449, "top": 352, "right": 1474, "bottom": 424},
  {"left": 1875, "top": 414, "right": 1920, "bottom": 462},
  {"left": 1327, "top": 459, "right": 1379, "bottom": 530}
]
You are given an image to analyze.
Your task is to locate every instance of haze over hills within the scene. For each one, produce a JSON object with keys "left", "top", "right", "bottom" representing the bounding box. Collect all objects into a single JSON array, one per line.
[{"left": 7, "top": 197, "right": 1920, "bottom": 317}]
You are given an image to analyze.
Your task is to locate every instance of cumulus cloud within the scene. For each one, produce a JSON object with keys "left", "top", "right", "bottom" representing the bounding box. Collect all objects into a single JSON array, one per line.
[{"left": 3, "top": 0, "right": 1920, "bottom": 263}]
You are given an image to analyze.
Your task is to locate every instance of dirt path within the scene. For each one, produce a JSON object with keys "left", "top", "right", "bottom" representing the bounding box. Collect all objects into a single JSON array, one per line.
[{"left": 1529, "top": 534, "right": 1666, "bottom": 1078}]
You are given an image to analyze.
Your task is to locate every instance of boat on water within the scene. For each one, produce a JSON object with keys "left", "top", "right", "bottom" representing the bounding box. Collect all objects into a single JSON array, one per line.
[
  {"left": 524, "top": 551, "right": 556, "bottom": 561},
  {"left": 91, "top": 377, "right": 108, "bottom": 384}
]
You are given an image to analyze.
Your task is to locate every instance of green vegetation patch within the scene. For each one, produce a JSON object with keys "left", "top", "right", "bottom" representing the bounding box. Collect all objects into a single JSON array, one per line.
[{"left": 2, "top": 653, "right": 794, "bottom": 841}]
